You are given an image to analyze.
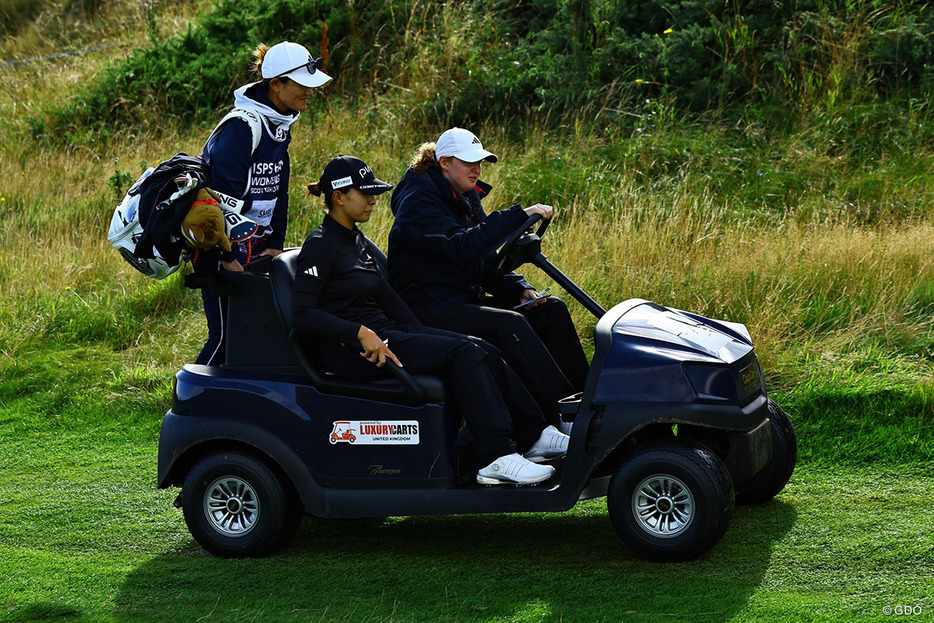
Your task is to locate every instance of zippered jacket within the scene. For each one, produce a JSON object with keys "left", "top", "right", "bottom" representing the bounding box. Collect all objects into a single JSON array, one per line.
[
  {"left": 387, "top": 166, "right": 532, "bottom": 307},
  {"left": 293, "top": 214, "right": 420, "bottom": 340}
]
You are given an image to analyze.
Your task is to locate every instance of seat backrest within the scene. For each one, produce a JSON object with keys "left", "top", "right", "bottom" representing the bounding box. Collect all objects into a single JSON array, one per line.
[
  {"left": 365, "top": 237, "right": 388, "bottom": 275},
  {"left": 270, "top": 248, "right": 300, "bottom": 333}
]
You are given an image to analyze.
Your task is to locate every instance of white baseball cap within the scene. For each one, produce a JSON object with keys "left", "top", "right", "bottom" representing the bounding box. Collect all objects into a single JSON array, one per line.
[
  {"left": 261, "top": 41, "right": 332, "bottom": 88},
  {"left": 435, "top": 128, "right": 498, "bottom": 163}
]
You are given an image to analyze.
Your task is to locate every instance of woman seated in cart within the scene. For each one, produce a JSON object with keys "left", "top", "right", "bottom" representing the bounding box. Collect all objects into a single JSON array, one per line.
[{"left": 386, "top": 128, "right": 590, "bottom": 430}]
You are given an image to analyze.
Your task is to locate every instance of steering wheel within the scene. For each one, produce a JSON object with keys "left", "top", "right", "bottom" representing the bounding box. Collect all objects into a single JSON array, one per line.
[{"left": 493, "top": 212, "right": 551, "bottom": 275}]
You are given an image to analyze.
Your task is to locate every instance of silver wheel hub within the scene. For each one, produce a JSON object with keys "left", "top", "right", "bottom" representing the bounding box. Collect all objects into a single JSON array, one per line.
[
  {"left": 204, "top": 476, "right": 259, "bottom": 536},
  {"left": 632, "top": 474, "right": 695, "bottom": 538}
]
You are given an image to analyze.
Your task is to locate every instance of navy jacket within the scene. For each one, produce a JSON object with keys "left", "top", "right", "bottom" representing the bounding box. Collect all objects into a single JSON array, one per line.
[
  {"left": 201, "top": 82, "right": 297, "bottom": 256},
  {"left": 387, "top": 165, "right": 532, "bottom": 308}
]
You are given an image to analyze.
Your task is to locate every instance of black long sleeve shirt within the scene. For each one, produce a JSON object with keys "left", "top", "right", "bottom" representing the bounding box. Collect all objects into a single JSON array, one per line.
[{"left": 291, "top": 214, "right": 419, "bottom": 340}]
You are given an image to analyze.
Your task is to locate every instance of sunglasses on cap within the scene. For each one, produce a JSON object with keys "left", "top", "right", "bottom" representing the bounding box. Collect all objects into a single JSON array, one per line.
[{"left": 275, "top": 56, "right": 324, "bottom": 79}]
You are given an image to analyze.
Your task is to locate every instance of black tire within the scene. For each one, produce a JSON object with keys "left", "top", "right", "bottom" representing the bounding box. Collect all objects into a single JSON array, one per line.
[
  {"left": 607, "top": 442, "right": 735, "bottom": 562},
  {"left": 735, "top": 398, "right": 797, "bottom": 505},
  {"left": 181, "top": 451, "right": 301, "bottom": 558}
]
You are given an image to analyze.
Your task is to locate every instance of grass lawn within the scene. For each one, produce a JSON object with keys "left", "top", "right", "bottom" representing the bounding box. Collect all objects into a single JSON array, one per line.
[{"left": 1, "top": 402, "right": 932, "bottom": 623}]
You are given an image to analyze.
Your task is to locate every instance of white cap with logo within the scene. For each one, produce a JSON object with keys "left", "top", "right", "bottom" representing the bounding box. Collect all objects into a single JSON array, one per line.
[
  {"left": 435, "top": 127, "right": 498, "bottom": 163},
  {"left": 261, "top": 41, "right": 332, "bottom": 88}
]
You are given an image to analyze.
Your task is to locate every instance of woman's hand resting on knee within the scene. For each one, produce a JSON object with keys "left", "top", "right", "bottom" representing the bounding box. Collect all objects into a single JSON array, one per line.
[{"left": 357, "top": 326, "right": 403, "bottom": 368}]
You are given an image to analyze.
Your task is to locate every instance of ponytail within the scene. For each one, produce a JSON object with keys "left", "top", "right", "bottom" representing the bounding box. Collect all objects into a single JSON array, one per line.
[
  {"left": 307, "top": 182, "right": 334, "bottom": 209},
  {"left": 410, "top": 142, "right": 440, "bottom": 175}
]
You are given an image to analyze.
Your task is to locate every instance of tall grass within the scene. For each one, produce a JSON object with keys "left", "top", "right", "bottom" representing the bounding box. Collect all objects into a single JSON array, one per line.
[
  {"left": 4, "top": 106, "right": 933, "bottom": 376},
  {"left": 0, "top": 0, "right": 208, "bottom": 60}
]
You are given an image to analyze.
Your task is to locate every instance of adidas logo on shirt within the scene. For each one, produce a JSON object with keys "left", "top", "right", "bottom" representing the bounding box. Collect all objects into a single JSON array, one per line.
[{"left": 304, "top": 266, "right": 319, "bottom": 277}]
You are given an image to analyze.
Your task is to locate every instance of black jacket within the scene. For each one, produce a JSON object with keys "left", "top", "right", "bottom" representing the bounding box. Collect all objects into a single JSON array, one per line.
[
  {"left": 292, "top": 214, "right": 419, "bottom": 341},
  {"left": 387, "top": 166, "right": 532, "bottom": 308}
]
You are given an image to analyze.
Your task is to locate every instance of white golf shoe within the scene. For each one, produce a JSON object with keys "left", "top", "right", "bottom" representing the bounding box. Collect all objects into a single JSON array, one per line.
[
  {"left": 476, "top": 453, "right": 556, "bottom": 485},
  {"left": 524, "top": 425, "right": 570, "bottom": 463}
]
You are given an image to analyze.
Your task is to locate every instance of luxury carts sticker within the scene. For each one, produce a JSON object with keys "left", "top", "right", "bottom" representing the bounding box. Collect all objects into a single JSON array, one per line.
[{"left": 329, "top": 420, "right": 420, "bottom": 445}]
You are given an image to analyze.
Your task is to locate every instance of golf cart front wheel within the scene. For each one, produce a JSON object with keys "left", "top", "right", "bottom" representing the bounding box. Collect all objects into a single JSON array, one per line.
[
  {"left": 181, "top": 451, "right": 300, "bottom": 558},
  {"left": 608, "top": 442, "right": 734, "bottom": 562}
]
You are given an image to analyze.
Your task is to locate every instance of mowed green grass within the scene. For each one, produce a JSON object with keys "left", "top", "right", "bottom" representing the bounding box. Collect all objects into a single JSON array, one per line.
[{"left": 1, "top": 381, "right": 932, "bottom": 623}]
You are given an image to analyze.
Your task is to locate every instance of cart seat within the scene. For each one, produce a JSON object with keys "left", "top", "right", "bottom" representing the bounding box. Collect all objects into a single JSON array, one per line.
[{"left": 269, "top": 247, "right": 448, "bottom": 405}]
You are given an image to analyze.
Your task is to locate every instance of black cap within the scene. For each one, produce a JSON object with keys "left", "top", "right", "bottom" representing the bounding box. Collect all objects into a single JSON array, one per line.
[{"left": 319, "top": 155, "right": 393, "bottom": 196}]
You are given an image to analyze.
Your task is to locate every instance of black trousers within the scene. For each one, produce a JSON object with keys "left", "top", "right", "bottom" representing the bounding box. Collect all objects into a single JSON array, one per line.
[
  {"left": 195, "top": 286, "right": 228, "bottom": 365},
  {"left": 193, "top": 240, "right": 270, "bottom": 366},
  {"left": 412, "top": 297, "right": 590, "bottom": 426},
  {"left": 320, "top": 324, "right": 548, "bottom": 467}
]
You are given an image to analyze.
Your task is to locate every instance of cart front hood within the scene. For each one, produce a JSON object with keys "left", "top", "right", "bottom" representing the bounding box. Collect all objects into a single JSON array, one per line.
[
  {"left": 586, "top": 299, "right": 761, "bottom": 405},
  {"left": 611, "top": 301, "right": 753, "bottom": 364}
]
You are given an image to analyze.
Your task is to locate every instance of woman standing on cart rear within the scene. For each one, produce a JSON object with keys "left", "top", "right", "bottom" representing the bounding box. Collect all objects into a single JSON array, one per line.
[
  {"left": 291, "top": 155, "right": 570, "bottom": 486},
  {"left": 194, "top": 41, "right": 332, "bottom": 366}
]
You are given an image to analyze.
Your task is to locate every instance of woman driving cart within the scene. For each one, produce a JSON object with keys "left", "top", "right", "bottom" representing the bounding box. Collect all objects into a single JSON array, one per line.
[
  {"left": 291, "top": 155, "right": 570, "bottom": 485},
  {"left": 387, "top": 128, "right": 589, "bottom": 429}
]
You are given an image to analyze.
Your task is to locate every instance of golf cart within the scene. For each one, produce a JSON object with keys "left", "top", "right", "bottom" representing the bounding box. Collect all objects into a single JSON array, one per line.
[{"left": 157, "top": 215, "right": 796, "bottom": 562}]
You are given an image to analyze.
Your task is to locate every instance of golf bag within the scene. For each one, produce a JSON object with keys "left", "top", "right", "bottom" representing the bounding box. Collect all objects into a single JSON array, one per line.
[{"left": 107, "top": 109, "right": 263, "bottom": 279}]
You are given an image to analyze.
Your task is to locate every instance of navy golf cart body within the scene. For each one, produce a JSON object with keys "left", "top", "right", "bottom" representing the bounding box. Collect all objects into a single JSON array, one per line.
[{"left": 158, "top": 218, "right": 796, "bottom": 561}]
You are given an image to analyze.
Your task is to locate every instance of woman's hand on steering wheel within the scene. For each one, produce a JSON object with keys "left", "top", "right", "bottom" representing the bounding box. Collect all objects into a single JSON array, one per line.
[
  {"left": 494, "top": 206, "right": 553, "bottom": 274},
  {"left": 523, "top": 203, "right": 553, "bottom": 220}
]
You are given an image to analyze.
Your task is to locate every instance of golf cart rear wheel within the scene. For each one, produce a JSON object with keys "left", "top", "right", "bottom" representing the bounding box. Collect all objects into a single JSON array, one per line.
[
  {"left": 182, "top": 451, "right": 300, "bottom": 558},
  {"left": 608, "top": 442, "right": 734, "bottom": 562},
  {"left": 735, "top": 398, "right": 797, "bottom": 505}
]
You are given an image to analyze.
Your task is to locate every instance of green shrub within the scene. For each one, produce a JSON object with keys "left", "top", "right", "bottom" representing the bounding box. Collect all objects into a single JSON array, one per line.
[{"left": 30, "top": 0, "right": 934, "bottom": 143}]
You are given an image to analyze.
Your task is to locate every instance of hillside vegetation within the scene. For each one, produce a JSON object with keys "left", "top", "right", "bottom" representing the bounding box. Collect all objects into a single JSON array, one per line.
[{"left": 1, "top": 0, "right": 933, "bottom": 464}]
